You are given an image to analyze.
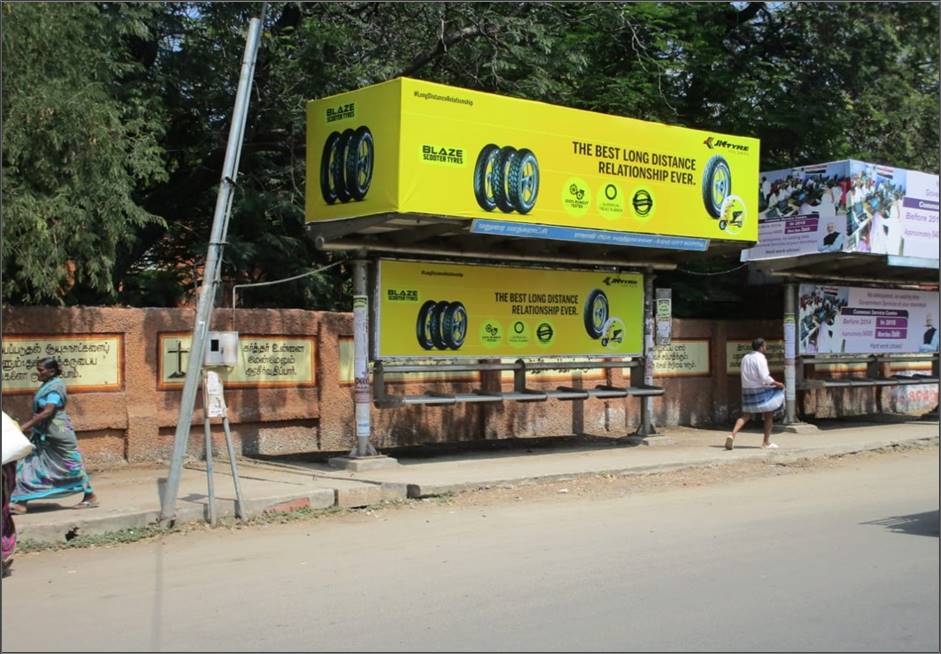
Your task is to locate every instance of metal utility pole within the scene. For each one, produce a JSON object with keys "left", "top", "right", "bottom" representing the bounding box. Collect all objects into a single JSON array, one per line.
[
  {"left": 351, "top": 258, "right": 378, "bottom": 457},
  {"left": 783, "top": 282, "right": 798, "bottom": 424},
  {"left": 159, "top": 7, "right": 266, "bottom": 524}
]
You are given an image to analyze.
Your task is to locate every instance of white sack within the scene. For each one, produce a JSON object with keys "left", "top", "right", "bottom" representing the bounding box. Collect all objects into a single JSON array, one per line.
[{"left": 2, "top": 410, "right": 33, "bottom": 465}]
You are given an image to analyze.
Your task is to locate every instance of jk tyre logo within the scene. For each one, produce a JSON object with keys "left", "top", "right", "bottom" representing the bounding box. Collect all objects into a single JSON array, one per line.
[
  {"left": 703, "top": 136, "right": 749, "bottom": 152},
  {"left": 320, "top": 125, "right": 374, "bottom": 204},
  {"left": 473, "top": 144, "right": 540, "bottom": 214}
]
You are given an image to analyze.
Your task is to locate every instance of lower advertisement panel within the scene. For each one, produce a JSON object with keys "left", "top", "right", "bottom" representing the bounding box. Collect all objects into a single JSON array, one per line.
[
  {"left": 798, "top": 284, "right": 940, "bottom": 355},
  {"left": 376, "top": 259, "right": 644, "bottom": 358}
]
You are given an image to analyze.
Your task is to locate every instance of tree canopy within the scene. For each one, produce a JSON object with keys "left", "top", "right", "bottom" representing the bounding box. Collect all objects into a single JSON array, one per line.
[{"left": 2, "top": 2, "right": 938, "bottom": 314}]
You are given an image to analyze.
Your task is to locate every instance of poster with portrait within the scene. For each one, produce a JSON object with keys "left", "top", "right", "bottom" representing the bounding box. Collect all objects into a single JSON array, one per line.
[
  {"left": 798, "top": 284, "right": 940, "bottom": 355},
  {"left": 744, "top": 160, "right": 938, "bottom": 263}
]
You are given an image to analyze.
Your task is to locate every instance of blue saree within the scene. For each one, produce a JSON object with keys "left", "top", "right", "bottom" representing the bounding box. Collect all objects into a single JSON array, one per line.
[{"left": 11, "top": 377, "right": 93, "bottom": 503}]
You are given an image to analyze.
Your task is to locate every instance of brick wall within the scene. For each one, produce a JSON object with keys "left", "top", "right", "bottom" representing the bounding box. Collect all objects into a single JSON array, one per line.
[{"left": 1, "top": 306, "right": 932, "bottom": 468}]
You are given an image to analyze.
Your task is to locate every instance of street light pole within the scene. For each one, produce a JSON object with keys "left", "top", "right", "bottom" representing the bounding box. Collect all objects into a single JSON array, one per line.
[{"left": 159, "top": 7, "right": 266, "bottom": 524}]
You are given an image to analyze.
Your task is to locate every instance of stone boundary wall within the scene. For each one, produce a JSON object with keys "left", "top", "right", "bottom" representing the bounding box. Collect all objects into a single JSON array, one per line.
[{"left": 1, "top": 307, "right": 933, "bottom": 468}]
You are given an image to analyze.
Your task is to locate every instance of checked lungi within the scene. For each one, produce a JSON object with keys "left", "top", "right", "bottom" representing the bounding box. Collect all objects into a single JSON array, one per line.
[{"left": 741, "top": 386, "right": 785, "bottom": 414}]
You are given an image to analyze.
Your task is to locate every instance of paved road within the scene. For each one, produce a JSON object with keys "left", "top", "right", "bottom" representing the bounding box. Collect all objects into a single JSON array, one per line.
[{"left": 2, "top": 448, "right": 938, "bottom": 652}]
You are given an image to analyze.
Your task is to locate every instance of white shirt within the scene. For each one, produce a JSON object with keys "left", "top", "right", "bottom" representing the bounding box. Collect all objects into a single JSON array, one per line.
[{"left": 740, "top": 350, "right": 776, "bottom": 389}]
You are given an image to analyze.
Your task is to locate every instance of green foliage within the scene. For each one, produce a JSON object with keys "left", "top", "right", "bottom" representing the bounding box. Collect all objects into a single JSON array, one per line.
[
  {"left": 1, "top": 2, "right": 938, "bottom": 314},
  {"left": 1, "top": 3, "right": 168, "bottom": 304}
]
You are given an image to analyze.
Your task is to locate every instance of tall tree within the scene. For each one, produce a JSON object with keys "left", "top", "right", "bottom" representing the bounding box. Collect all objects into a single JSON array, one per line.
[
  {"left": 1, "top": 2, "right": 168, "bottom": 304},
  {"left": 3, "top": 2, "right": 937, "bottom": 312}
]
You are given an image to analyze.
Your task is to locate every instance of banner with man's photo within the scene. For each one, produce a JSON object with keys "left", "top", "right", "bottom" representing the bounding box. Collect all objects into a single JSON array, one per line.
[
  {"left": 798, "top": 284, "right": 940, "bottom": 355},
  {"left": 743, "top": 160, "right": 939, "bottom": 263}
]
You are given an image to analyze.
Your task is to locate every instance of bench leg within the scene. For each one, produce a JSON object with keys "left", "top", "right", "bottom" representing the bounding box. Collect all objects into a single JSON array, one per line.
[{"left": 634, "top": 397, "right": 655, "bottom": 437}]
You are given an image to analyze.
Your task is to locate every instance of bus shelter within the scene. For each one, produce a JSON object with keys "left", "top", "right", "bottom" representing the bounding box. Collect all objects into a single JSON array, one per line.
[
  {"left": 742, "top": 159, "right": 940, "bottom": 424},
  {"left": 306, "top": 78, "right": 760, "bottom": 461}
]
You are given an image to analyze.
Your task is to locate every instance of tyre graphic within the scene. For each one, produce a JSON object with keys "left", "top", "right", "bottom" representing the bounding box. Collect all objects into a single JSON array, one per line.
[
  {"left": 320, "top": 131, "right": 341, "bottom": 204},
  {"left": 508, "top": 148, "right": 539, "bottom": 214},
  {"left": 492, "top": 146, "right": 518, "bottom": 213},
  {"left": 473, "top": 144, "right": 539, "bottom": 215},
  {"left": 583, "top": 289, "right": 609, "bottom": 339},
  {"left": 473, "top": 144, "right": 501, "bottom": 211},
  {"left": 333, "top": 128, "right": 355, "bottom": 203},
  {"left": 702, "top": 154, "right": 731, "bottom": 219},
  {"left": 321, "top": 125, "right": 373, "bottom": 204},
  {"left": 416, "top": 300, "right": 437, "bottom": 350},
  {"left": 345, "top": 126, "right": 374, "bottom": 201},
  {"left": 442, "top": 301, "right": 468, "bottom": 350},
  {"left": 429, "top": 300, "right": 450, "bottom": 350}
]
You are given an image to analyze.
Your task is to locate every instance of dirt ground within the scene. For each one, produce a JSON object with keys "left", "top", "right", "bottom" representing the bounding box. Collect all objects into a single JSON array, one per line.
[{"left": 421, "top": 440, "right": 938, "bottom": 510}]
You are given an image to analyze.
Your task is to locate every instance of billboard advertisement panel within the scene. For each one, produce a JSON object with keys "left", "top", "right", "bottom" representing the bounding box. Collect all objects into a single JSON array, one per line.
[
  {"left": 798, "top": 283, "right": 940, "bottom": 355},
  {"left": 744, "top": 160, "right": 939, "bottom": 262},
  {"left": 375, "top": 259, "right": 644, "bottom": 358},
  {"left": 308, "top": 78, "right": 760, "bottom": 243}
]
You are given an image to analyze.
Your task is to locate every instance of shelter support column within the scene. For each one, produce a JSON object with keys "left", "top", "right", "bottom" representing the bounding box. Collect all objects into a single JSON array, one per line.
[
  {"left": 634, "top": 270, "right": 656, "bottom": 436},
  {"left": 352, "top": 258, "right": 377, "bottom": 457},
  {"left": 783, "top": 282, "right": 798, "bottom": 424}
]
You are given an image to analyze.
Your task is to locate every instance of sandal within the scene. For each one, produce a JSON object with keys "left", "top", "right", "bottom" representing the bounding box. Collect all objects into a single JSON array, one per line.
[
  {"left": 9, "top": 503, "right": 26, "bottom": 515},
  {"left": 73, "top": 499, "right": 99, "bottom": 509}
]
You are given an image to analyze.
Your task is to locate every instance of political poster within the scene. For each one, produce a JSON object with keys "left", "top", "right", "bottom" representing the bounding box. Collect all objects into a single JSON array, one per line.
[
  {"left": 743, "top": 160, "right": 939, "bottom": 263},
  {"left": 798, "top": 284, "right": 940, "bottom": 355}
]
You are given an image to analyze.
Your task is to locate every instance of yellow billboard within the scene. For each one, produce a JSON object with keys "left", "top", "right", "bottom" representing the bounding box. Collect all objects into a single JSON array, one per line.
[
  {"left": 376, "top": 260, "right": 644, "bottom": 358},
  {"left": 307, "top": 78, "right": 759, "bottom": 242}
]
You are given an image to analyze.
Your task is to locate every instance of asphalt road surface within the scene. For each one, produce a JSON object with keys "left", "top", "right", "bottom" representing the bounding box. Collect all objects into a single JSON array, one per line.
[{"left": 2, "top": 447, "right": 938, "bottom": 652}]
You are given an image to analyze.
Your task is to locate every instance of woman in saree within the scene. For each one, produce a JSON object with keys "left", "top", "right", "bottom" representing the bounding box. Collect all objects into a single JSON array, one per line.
[{"left": 9, "top": 357, "right": 98, "bottom": 514}]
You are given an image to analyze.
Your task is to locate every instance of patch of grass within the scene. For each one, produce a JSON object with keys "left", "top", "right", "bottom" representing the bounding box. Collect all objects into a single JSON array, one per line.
[
  {"left": 17, "top": 499, "right": 413, "bottom": 552},
  {"left": 19, "top": 524, "right": 175, "bottom": 553}
]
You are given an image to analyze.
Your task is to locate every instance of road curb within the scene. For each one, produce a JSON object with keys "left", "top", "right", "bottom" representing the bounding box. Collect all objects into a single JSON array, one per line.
[{"left": 402, "top": 436, "right": 938, "bottom": 498}]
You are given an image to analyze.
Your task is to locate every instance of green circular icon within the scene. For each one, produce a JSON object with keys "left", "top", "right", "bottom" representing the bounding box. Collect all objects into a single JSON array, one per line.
[
  {"left": 479, "top": 319, "right": 503, "bottom": 348},
  {"left": 509, "top": 320, "right": 530, "bottom": 348},
  {"left": 562, "top": 177, "right": 591, "bottom": 217},
  {"left": 628, "top": 185, "right": 656, "bottom": 223},
  {"left": 535, "top": 320, "right": 555, "bottom": 348},
  {"left": 597, "top": 181, "right": 625, "bottom": 220},
  {"left": 718, "top": 194, "right": 747, "bottom": 235}
]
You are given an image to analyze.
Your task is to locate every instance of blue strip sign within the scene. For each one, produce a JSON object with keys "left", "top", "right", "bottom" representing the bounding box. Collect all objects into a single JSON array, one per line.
[{"left": 470, "top": 219, "right": 710, "bottom": 252}]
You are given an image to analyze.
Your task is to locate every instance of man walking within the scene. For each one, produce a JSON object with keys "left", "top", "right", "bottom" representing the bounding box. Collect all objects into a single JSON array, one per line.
[{"left": 726, "top": 338, "right": 785, "bottom": 450}]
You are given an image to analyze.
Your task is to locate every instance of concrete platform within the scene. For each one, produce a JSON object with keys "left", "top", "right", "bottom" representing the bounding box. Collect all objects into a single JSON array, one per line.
[{"left": 327, "top": 454, "right": 400, "bottom": 472}]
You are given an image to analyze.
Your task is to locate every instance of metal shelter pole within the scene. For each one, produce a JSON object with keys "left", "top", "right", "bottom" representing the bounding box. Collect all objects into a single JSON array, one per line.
[
  {"left": 201, "top": 370, "right": 217, "bottom": 526},
  {"left": 159, "top": 9, "right": 265, "bottom": 523},
  {"left": 783, "top": 282, "right": 798, "bottom": 424},
  {"left": 221, "top": 415, "right": 245, "bottom": 520},
  {"left": 351, "top": 258, "right": 377, "bottom": 457},
  {"left": 635, "top": 270, "right": 657, "bottom": 436}
]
